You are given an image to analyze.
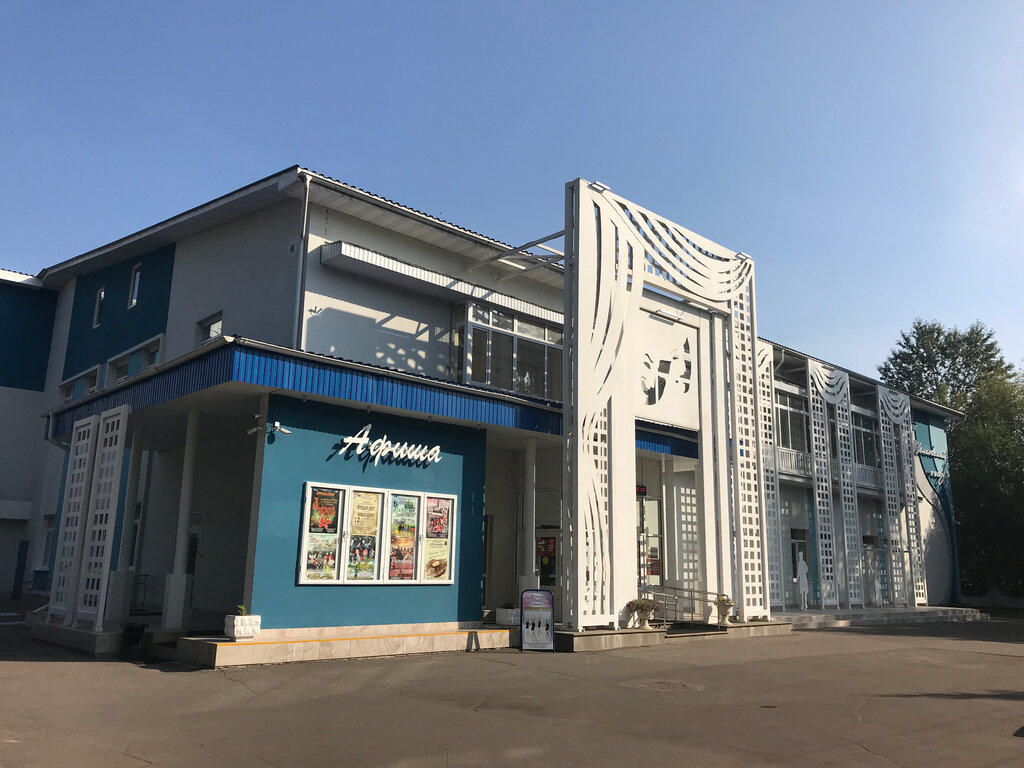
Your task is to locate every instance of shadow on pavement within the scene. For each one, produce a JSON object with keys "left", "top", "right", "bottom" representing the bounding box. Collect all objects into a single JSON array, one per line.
[
  {"left": 0, "top": 623, "right": 200, "bottom": 672},
  {"left": 813, "top": 618, "right": 1024, "bottom": 644}
]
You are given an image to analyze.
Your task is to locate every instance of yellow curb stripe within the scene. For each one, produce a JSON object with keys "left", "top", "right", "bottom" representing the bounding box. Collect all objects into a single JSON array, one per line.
[{"left": 212, "top": 628, "right": 512, "bottom": 648}]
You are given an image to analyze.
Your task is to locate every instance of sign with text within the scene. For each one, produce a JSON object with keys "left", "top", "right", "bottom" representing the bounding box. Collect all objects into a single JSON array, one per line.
[
  {"left": 520, "top": 589, "right": 555, "bottom": 652},
  {"left": 337, "top": 424, "right": 443, "bottom": 467}
]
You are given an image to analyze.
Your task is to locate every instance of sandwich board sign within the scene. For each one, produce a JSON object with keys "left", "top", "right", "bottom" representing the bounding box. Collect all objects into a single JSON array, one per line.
[{"left": 520, "top": 589, "right": 555, "bottom": 652}]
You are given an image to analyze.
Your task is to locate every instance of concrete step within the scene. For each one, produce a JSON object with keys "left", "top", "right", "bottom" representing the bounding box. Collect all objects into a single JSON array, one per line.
[{"left": 775, "top": 607, "right": 987, "bottom": 630}]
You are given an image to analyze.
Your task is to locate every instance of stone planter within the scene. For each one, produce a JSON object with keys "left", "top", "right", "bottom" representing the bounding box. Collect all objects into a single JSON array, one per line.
[
  {"left": 496, "top": 608, "right": 521, "bottom": 626},
  {"left": 715, "top": 601, "right": 734, "bottom": 627},
  {"left": 636, "top": 611, "right": 653, "bottom": 630},
  {"left": 224, "top": 614, "right": 261, "bottom": 641}
]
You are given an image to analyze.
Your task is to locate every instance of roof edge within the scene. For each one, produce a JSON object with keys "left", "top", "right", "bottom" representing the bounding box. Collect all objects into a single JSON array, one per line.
[
  {"left": 38, "top": 165, "right": 302, "bottom": 283},
  {"left": 758, "top": 336, "right": 964, "bottom": 419}
]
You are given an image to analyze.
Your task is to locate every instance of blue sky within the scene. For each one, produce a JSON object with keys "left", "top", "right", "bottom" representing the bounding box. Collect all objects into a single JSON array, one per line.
[{"left": 1, "top": 1, "right": 1021, "bottom": 376}]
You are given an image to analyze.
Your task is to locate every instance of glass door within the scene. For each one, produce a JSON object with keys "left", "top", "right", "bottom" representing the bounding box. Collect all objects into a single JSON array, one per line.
[{"left": 638, "top": 498, "right": 664, "bottom": 589}]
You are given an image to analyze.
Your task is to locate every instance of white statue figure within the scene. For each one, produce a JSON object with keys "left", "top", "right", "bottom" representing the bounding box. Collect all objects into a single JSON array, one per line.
[{"left": 797, "top": 551, "right": 810, "bottom": 610}]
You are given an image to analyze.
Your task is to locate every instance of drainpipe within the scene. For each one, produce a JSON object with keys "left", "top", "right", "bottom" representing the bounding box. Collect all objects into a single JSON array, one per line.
[{"left": 293, "top": 171, "right": 312, "bottom": 350}]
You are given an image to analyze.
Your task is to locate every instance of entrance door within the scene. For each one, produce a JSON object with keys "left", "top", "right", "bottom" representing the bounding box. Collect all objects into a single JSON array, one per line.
[
  {"left": 536, "top": 532, "right": 560, "bottom": 622},
  {"left": 638, "top": 498, "right": 664, "bottom": 589}
]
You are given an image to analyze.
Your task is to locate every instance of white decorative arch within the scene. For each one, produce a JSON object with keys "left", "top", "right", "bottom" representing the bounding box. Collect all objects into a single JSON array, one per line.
[{"left": 563, "top": 180, "right": 768, "bottom": 628}]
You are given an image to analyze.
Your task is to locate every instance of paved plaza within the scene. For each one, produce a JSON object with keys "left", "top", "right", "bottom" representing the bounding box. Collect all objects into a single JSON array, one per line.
[{"left": 2, "top": 616, "right": 1023, "bottom": 767}]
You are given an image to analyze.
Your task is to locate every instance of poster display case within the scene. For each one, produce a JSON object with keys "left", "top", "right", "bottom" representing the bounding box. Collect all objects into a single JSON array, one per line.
[{"left": 298, "top": 482, "right": 456, "bottom": 585}]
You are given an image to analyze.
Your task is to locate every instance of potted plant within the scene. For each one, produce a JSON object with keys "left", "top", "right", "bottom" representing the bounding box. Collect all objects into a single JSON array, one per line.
[
  {"left": 625, "top": 597, "right": 662, "bottom": 629},
  {"left": 224, "top": 604, "right": 261, "bottom": 641},
  {"left": 713, "top": 594, "right": 735, "bottom": 627},
  {"left": 496, "top": 602, "right": 520, "bottom": 626}
]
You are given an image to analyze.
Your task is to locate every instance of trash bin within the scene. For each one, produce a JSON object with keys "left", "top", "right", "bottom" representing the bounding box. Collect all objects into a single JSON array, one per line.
[{"left": 122, "top": 622, "right": 147, "bottom": 650}]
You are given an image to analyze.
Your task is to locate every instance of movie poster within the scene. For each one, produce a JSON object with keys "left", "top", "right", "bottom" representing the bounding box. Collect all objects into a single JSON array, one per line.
[
  {"left": 388, "top": 494, "right": 419, "bottom": 580},
  {"left": 425, "top": 496, "right": 451, "bottom": 539},
  {"left": 348, "top": 491, "right": 381, "bottom": 579},
  {"left": 422, "top": 539, "right": 450, "bottom": 581},
  {"left": 423, "top": 496, "right": 452, "bottom": 581},
  {"left": 305, "top": 533, "right": 339, "bottom": 580},
  {"left": 308, "top": 486, "right": 341, "bottom": 534}
]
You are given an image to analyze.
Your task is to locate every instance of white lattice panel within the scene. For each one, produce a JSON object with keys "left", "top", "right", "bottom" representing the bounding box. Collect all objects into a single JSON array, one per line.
[
  {"left": 806, "top": 372, "right": 838, "bottom": 608},
  {"left": 48, "top": 416, "right": 99, "bottom": 623},
  {"left": 730, "top": 284, "right": 768, "bottom": 619},
  {"left": 902, "top": 427, "right": 928, "bottom": 605},
  {"left": 878, "top": 387, "right": 909, "bottom": 606},
  {"left": 757, "top": 342, "right": 783, "bottom": 608},
  {"left": 75, "top": 406, "right": 130, "bottom": 631},
  {"left": 809, "top": 362, "right": 863, "bottom": 607},
  {"left": 676, "top": 474, "right": 701, "bottom": 587},
  {"left": 564, "top": 180, "right": 766, "bottom": 627}
]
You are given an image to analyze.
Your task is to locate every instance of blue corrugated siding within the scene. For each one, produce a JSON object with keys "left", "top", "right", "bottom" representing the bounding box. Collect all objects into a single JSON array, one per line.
[
  {"left": 52, "top": 346, "right": 236, "bottom": 436},
  {"left": 635, "top": 428, "right": 699, "bottom": 458},
  {"left": 231, "top": 347, "right": 561, "bottom": 434},
  {"left": 52, "top": 344, "right": 561, "bottom": 437}
]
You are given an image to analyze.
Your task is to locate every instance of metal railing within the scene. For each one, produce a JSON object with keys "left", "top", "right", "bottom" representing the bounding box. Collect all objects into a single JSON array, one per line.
[
  {"left": 766, "top": 444, "right": 882, "bottom": 488},
  {"left": 641, "top": 585, "right": 733, "bottom": 625},
  {"left": 777, "top": 447, "right": 812, "bottom": 476}
]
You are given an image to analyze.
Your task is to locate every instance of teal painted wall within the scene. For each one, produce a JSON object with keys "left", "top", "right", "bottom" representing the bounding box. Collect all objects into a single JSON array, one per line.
[
  {"left": 250, "top": 396, "right": 487, "bottom": 629},
  {"left": 0, "top": 281, "right": 56, "bottom": 390},
  {"left": 62, "top": 245, "right": 175, "bottom": 380}
]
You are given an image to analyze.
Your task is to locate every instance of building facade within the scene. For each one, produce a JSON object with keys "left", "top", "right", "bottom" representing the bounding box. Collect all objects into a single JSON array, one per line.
[{"left": 0, "top": 168, "right": 960, "bottom": 659}]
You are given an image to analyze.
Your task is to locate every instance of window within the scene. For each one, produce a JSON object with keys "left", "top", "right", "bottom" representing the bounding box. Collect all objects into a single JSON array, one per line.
[
  {"left": 93, "top": 287, "right": 105, "bottom": 328},
  {"left": 110, "top": 360, "right": 129, "bottom": 383},
  {"left": 775, "top": 391, "right": 809, "bottom": 452},
  {"left": 298, "top": 482, "right": 456, "bottom": 585},
  {"left": 452, "top": 302, "right": 563, "bottom": 400},
  {"left": 852, "top": 413, "right": 879, "bottom": 467},
  {"left": 196, "top": 312, "right": 223, "bottom": 346},
  {"left": 40, "top": 516, "right": 56, "bottom": 566},
  {"left": 106, "top": 337, "right": 161, "bottom": 384},
  {"left": 127, "top": 264, "right": 141, "bottom": 308},
  {"left": 61, "top": 368, "right": 100, "bottom": 402}
]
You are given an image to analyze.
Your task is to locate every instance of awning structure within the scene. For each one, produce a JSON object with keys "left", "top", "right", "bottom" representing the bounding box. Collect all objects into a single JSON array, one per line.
[{"left": 48, "top": 337, "right": 564, "bottom": 440}]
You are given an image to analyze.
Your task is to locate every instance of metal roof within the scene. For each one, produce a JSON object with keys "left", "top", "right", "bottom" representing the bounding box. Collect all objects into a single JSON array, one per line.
[
  {"left": 759, "top": 336, "right": 963, "bottom": 419},
  {"left": 36, "top": 165, "right": 565, "bottom": 289}
]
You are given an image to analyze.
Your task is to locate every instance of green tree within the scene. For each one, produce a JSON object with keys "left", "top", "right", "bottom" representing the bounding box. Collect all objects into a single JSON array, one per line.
[
  {"left": 878, "top": 319, "right": 1014, "bottom": 410},
  {"left": 879, "top": 320, "right": 1020, "bottom": 597},
  {"left": 949, "top": 376, "right": 1024, "bottom": 596}
]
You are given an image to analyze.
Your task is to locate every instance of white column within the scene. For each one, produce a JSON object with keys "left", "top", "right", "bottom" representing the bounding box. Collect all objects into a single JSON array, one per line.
[
  {"left": 105, "top": 426, "right": 145, "bottom": 624},
  {"left": 519, "top": 438, "right": 539, "bottom": 591},
  {"left": 163, "top": 409, "right": 199, "bottom": 630}
]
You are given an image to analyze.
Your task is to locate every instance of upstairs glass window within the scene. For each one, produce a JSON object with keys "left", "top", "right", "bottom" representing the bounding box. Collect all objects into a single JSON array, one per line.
[
  {"left": 852, "top": 412, "right": 880, "bottom": 467},
  {"left": 451, "top": 302, "right": 562, "bottom": 400},
  {"left": 775, "top": 390, "right": 809, "bottom": 453}
]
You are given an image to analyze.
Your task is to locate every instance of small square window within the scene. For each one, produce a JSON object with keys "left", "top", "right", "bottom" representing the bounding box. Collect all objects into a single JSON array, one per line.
[
  {"left": 111, "top": 360, "right": 129, "bottom": 382},
  {"left": 127, "top": 265, "right": 141, "bottom": 308},
  {"left": 196, "top": 312, "right": 223, "bottom": 346}
]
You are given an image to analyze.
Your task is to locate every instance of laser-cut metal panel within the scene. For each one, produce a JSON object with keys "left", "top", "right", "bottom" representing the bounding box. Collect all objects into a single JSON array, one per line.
[
  {"left": 808, "top": 362, "right": 863, "bottom": 607},
  {"left": 730, "top": 280, "right": 769, "bottom": 619},
  {"left": 758, "top": 342, "right": 783, "bottom": 608},
  {"left": 563, "top": 180, "right": 765, "bottom": 628},
  {"left": 75, "top": 406, "right": 130, "bottom": 631},
  {"left": 877, "top": 386, "right": 910, "bottom": 606},
  {"left": 48, "top": 416, "right": 99, "bottom": 624},
  {"left": 806, "top": 364, "right": 838, "bottom": 607},
  {"left": 903, "top": 428, "right": 928, "bottom": 605}
]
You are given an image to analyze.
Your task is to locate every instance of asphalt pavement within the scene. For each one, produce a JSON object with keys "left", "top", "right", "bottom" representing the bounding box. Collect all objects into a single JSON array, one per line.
[{"left": 2, "top": 612, "right": 1023, "bottom": 767}]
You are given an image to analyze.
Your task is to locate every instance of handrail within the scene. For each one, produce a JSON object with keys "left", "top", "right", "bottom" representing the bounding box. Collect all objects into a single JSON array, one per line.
[{"left": 641, "top": 585, "right": 734, "bottom": 625}]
